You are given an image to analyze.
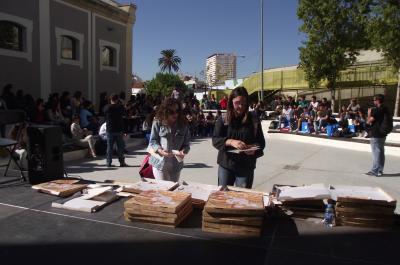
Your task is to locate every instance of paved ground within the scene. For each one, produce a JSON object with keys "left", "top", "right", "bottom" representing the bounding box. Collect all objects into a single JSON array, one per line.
[
  {"left": 65, "top": 132, "right": 400, "bottom": 212},
  {"left": 0, "top": 132, "right": 400, "bottom": 265}
]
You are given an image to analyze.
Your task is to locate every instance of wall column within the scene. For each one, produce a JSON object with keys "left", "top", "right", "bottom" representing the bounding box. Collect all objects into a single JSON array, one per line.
[{"left": 39, "top": 0, "right": 51, "bottom": 99}]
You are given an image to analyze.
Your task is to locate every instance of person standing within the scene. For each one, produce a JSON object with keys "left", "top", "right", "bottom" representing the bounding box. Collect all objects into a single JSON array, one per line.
[
  {"left": 148, "top": 98, "right": 190, "bottom": 182},
  {"left": 364, "top": 94, "right": 393, "bottom": 176},
  {"left": 212, "top": 86, "right": 265, "bottom": 188},
  {"left": 104, "top": 94, "right": 127, "bottom": 167},
  {"left": 219, "top": 95, "right": 228, "bottom": 110}
]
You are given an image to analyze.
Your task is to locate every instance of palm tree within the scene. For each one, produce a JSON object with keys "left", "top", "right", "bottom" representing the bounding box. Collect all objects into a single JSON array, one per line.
[{"left": 158, "top": 49, "right": 181, "bottom": 74}]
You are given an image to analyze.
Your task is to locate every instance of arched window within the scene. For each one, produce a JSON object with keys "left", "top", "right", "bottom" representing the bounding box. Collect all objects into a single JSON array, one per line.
[
  {"left": 0, "top": 20, "right": 24, "bottom": 51},
  {"left": 61, "top": 35, "right": 77, "bottom": 60},
  {"left": 99, "top": 40, "right": 120, "bottom": 73},
  {"left": 101, "top": 46, "right": 115, "bottom": 66}
]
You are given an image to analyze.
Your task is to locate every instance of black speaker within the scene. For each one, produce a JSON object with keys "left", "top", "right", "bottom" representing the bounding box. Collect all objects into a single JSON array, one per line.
[{"left": 27, "top": 125, "right": 64, "bottom": 184}]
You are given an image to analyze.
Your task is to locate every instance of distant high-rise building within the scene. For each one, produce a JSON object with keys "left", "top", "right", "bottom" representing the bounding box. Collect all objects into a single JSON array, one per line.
[{"left": 206, "top": 53, "right": 236, "bottom": 86}]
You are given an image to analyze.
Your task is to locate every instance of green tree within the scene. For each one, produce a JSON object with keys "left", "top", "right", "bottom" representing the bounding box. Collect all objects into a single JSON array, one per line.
[
  {"left": 367, "top": 0, "right": 400, "bottom": 116},
  {"left": 297, "top": 0, "right": 370, "bottom": 111},
  {"left": 145, "top": 72, "right": 186, "bottom": 98},
  {"left": 158, "top": 49, "right": 182, "bottom": 74}
]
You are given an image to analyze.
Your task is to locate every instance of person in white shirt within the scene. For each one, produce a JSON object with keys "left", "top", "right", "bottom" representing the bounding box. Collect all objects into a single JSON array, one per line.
[
  {"left": 99, "top": 122, "right": 107, "bottom": 141},
  {"left": 278, "top": 104, "right": 294, "bottom": 130},
  {"left": 70, "top": 115, "right": 96, "bottom": 157}
]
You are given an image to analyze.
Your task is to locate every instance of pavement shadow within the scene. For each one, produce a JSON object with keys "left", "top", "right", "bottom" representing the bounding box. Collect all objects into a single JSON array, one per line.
[
  {"left": 190, "top": 138, "right": 210, "bottom": 145},
  {"left": 184, "top": 163, "right": 213, "bottom": 168},
  {"left": 65, "top": 163, "right": 120, "bottom": 174},
  {"left": 129, "top": 151, "right": 148, "bottom": 156},
  {"left": 381, "top": 173, "right": 400, "bottom": 177}
]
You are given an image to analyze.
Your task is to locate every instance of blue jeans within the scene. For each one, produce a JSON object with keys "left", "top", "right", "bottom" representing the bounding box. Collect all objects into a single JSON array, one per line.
[
  {"left": 370, "top": 137, "right": 385, "bottom": 174},
  {"left": 106, "top": 132, "right": 125, "bottom": 166},
  {"left": 218, "top": 166, "right": 254, "bottom": 188}
]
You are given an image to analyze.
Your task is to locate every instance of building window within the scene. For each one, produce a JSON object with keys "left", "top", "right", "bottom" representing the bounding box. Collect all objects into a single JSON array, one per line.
[
  {"left": 61, "top": 35, "right": 77, "bottom": 60},
  {"left": 99, "top": 39, "right": 120, "bottom": 73},
  {"left": 0, "top": 12, "right": 33, "bottom": 62},
  {"left": 0, "top": 21, "right": 23, "bottom": 51},
  {"left": 55, "top": 27, "right": 84, "bottom": 68},
  {"left": 101, "top": 46, "right": 115, "bottom": 66}
]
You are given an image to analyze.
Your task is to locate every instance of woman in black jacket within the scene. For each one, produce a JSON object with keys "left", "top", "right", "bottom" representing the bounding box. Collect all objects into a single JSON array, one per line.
[{"left": 212, "top": 87, "right": 265, "bottom": 188}]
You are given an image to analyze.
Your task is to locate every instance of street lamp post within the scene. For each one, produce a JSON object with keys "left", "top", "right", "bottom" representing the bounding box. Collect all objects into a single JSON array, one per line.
[{"left": 260, "top": 0, "right": 264, "bottom": 102}]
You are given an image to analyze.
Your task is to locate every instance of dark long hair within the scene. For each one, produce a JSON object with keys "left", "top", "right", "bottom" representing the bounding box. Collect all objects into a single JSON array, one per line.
[
  {"left": 155, "top": 97, "right": 187, "bottom": 126},
  {"left": 226, "top": 86, "right": 249, "bottom": 124}
]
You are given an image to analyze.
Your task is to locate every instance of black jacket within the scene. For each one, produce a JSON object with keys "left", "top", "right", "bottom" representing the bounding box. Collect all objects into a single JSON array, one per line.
[
  {"left": 212, "top": 114, "right": 265, "bottom": 174},
  {"left": 370, "top": 105, "right": 392, "bottom": 138},
  {"left": 104, "top": 103, "right": 125, "bottom": 133}
]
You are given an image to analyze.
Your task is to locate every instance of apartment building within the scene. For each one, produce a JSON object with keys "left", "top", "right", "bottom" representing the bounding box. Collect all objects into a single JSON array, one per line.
[{"left": 206, "top": 53, "right": 236, "bottom": 86}]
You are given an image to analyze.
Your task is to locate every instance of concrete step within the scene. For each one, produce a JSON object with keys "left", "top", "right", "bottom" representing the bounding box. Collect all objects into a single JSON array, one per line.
[{"left": 63, "top": 137, "right": 147, "bottom": 162}]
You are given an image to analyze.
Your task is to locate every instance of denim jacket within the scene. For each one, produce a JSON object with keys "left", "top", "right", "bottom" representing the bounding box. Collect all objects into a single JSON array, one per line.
[{"left": 148, "top": 120, "right": 190, "bottom": 171}]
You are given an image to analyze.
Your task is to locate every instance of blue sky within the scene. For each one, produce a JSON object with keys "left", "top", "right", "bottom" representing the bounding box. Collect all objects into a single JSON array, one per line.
[{"left": 117, "top": 0, "right": 304, "bottom": 81}]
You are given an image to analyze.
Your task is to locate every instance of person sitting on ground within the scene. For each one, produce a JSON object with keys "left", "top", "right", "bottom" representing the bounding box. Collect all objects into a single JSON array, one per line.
[
  {"left": 33, "top": 98, "right": 46, "bottom": 123},
  {"left": 308, "top": 96, "right": 319, "bottom": 118},
  {"left": 278, "top": 104, "right": 294, "bottom": 130},
  {"left": 255, "top": 101, "right": 267, "bottom": 120},
  {"left": 70, "top": 115, "right": 97, "bottom": 158},
  {"left": 319, "top": 97, "right": 330, "bottom": 110},
  {"left": 354, "top": 109, "right": 367, "bottom": 135},
  {"left": 347, "top": 98, "right": 361, "bottom": 119},
  {"left": 47, "top": 99, "right": 69, "bottom": 134},
  {"left": 295, "top": 107, "right": 312, "bottom": 132},
  {"left": 80, "top": 100, "right": 99, "bottom": 134},
  {"left": 314, "top": 106, "right": 329, "bottom": 133},
  {"left": 297, "top": 95, "right": 308, "bottom": 109},
  {"left": 339, "top": 105, "right": 349, "bottom": 119},
  {"left": 9, "top": 122, "right": 28, "bottom": 169},
  {"left": 71, "top": 91, "right": 83, "bottom": 116}
]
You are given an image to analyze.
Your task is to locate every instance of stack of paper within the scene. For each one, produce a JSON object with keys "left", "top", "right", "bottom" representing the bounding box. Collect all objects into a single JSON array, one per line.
[
  {"left": 124, "top": 190, "right": 193, "bottom": 227},
  {"left": 202, "top": 191, "right": 265, "bottom": 236}
]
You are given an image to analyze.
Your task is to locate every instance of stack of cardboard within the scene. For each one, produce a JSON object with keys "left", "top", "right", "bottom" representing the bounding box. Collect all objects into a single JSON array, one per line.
[
  {"left": 202, "top": 191, "right": 265, "bottom": 236},
  {"left": 120, "top": 178, "right": 178, "bottom": 195},
  {"left": 174, "top": 181, "right": 221, "bottom": 208},
  {"left": 276, "top": 184, "right": 330, "bottom": 219},
  {"left": 32, "top": 179, "right": 87, "bottom": 197},
  {"left": 124, "top": 190, "right": 193, "bottom": 227},
  {"left": 331, "top": 185, "right": 396, "bottom": 228}
]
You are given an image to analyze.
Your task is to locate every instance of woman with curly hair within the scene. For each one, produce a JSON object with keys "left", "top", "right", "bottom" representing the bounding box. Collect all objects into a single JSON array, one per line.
[{"left": 148, "top": 98, "right": 190, "bottom": 181}]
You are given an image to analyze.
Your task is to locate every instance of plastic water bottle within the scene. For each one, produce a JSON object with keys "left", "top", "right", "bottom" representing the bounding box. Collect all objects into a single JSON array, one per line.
[{"left": 323, "top": 203, "right": 334, "bottom": 227}]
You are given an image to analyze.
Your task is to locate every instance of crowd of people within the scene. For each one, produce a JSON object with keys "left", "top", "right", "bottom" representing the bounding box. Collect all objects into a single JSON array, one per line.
[
  {"left": 1, "top": 84, "right": 267, "bottom": 187},
  {"left": 271, "top": 95, "right": 370, "bottom": 137},
  {"left": 2, "top": 82, "right": 392, "bottom": 181}
]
